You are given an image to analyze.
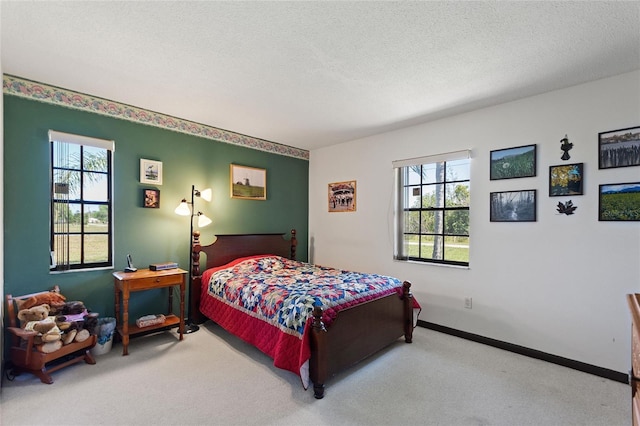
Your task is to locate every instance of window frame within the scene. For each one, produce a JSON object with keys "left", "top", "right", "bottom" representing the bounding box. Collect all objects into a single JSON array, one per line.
[
  {"left": 394, "top": 151, "right": 470, "bottom": 267},
  {"left": 49, "top": 130, "right": 114, "bottom": 272}
]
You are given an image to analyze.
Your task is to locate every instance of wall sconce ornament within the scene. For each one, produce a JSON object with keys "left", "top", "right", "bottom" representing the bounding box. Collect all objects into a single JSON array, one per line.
[
  {"left": 556, "top": 200, "right": 577, "bottom": 215},
  {"left": 560, "top": 135, "right": 573, "bottom": 160}
]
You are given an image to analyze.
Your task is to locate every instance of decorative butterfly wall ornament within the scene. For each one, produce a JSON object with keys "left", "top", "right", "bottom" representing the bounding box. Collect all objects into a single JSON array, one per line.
[{"left": 556, "top": 200, "right": 577, "bottom": 215}]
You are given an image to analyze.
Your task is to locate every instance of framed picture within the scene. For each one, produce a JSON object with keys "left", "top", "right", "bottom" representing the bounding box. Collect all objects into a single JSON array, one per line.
[
  {"left": 328, "top": 180, "right": 356, "bottom": 212},
  {"left": 599, "top": 182, "right": 640, "bottom": 221},
  {"left": 489, "top": 144, "right": 536, "bottom": 180},
  {"left": 490, "top": 190, "right": 536, "bottom": 222},
  {"left": 598, "top": 126, "right": 640, "bottom": 169},
  {"left": 140, "top": 159, "right": 162, "bottom": 185},
  {"left": 143, "top": 188, "right": 160, "bottom": 208},
  {"left": 549, "top": 163, "right": 584, "bottom": 196},
  {"left": 230, "top": 164, "right": 266, "bottom": 200}
]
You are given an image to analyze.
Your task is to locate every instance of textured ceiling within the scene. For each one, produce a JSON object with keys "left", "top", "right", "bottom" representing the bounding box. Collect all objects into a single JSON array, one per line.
[{"left": 2, "top": 1, "right": 639, "bottom": 151}]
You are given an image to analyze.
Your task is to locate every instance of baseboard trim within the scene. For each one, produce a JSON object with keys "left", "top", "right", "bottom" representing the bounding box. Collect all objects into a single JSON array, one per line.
[{"left": 418, "top": 320, "right": 628, "bottom": 384}]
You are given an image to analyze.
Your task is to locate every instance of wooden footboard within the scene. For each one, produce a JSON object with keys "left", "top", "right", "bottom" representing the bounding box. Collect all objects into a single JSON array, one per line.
[
  {"left": 309, "top": 281, "right": 414, "bottom": 399},
  {"left": 191, "top": 230, "right": 415, "bottom": 398}
]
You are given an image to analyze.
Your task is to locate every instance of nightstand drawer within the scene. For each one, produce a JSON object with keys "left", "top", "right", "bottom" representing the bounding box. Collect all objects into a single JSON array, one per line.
[{"left": 126, "top": 274, "right": 182, "bottom": 290}]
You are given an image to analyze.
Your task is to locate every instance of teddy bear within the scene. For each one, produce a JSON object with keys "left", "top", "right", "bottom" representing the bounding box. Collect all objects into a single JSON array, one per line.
[
  {"left": 82, "top": 312, "right": 100, "bottom": 336},
  {"left": 55, "top": 301, "right": 98, "bottom": 344},
  {"left": 83, "top": 311, "right": 99, "bottom": 328},
  {"left": 17, "top": 304, "right": 63, "bottom": 353},
  {"left": 56, "top": 317, "right": 92, "bottom": 345}
]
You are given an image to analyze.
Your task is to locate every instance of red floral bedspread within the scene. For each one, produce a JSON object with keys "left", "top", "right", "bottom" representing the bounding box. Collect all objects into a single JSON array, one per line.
[{"left": 200, "top": 255, "right": 420, "bottom": 388}]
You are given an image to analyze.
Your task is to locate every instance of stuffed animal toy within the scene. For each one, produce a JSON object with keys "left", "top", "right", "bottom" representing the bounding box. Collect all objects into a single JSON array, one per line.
[
  {"left": 17, "top": 304, "right": 63, "bottom": 353},
  {"left": 55, "top": 302, "right": 94, "bottom": 344},
  {"left": 83, "top": 312, "right": 100, "bottom": 335},
  {"left": 53, "top": 300, "right": 87, "bottom": 316},
  {"left": 16, "top": 291, "right": 66, "bottom": 311},
  {"left": 56, "top": 317, "right": 92, "bottom": 344},
  {"left": 71, "top": 312, "right": 100, "bottom": 343}
]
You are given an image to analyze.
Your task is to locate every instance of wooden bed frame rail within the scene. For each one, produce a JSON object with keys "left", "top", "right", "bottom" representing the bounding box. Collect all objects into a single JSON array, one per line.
[{"left": 190, "top": 229, "right": 414, "bottom": 398}]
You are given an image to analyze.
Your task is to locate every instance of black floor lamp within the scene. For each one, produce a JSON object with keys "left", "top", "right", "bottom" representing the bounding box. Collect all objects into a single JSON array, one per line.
[{"left": 175, "top": 185, "right": 212, "bottom": 333}]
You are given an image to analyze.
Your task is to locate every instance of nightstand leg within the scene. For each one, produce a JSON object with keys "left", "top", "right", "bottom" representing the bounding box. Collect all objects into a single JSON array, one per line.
[{"left": 122, "top": 289, "right": 130, "bottom": 355}]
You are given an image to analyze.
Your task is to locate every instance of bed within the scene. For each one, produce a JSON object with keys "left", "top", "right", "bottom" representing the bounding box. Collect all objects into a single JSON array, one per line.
[{"left": 190, "top": 229, "right": 420, "bottom": 398}]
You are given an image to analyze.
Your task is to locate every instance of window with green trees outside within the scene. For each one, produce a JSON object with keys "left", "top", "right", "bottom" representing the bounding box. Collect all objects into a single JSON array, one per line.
[
  {"left": 50, "top": 131, "right": 113, "bottom": 271},
  {"left": 394, "top": 152, "right": 470, "bottom": 267}
]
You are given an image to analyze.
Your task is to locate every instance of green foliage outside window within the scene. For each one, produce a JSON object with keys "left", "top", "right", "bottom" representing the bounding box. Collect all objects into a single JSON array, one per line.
[
  {"left": 51, "top": 141, "right": 112, "bottom": 270},
  {"left": 398, "top": 159, "right": 470, "bottom": 266}
]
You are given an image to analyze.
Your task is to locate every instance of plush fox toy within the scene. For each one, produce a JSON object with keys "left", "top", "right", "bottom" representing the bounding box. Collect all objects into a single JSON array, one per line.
[{"left": 17, "top": 291, "right": 66, "bottom": 311}]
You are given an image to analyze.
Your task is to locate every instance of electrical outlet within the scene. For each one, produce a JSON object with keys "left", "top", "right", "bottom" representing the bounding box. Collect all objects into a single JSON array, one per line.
[{"left": 464, "top": 297, "right": 472, "bottom": 309}]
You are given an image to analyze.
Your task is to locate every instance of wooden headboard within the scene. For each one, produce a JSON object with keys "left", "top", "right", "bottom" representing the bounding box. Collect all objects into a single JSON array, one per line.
[
  {"left": 192, "top": 229, "right": 297, "bottom": 275},
  {"left": 189, "top": 229, "right": 297, "bottom": 323}
]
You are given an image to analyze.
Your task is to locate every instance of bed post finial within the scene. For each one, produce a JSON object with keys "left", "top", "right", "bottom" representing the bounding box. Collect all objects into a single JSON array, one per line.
[{"left": 290, "top": 229, "right": 297, "bottom": 260}]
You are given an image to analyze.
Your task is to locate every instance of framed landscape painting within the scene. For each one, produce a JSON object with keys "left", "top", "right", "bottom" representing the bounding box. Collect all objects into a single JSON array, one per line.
[
  {"left": 230, "top": 164, "right": 266, "bottom": 200},
  {"left": 599, "top": 182, "right": 640, "bottom": 221},
  {"left": 490, "top": 144, "right": 536, "bottom": 180},
  {"left": 490, "top": 190, "right": 536, "bottom": 222},
  {"left": 598, "top": 126, "right": 640, "bottom": 169}
]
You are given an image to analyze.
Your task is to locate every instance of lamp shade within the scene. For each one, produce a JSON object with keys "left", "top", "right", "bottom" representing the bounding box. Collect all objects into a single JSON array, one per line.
[
  {"left": 200, "top": 188, "right": 212, "bottom": 202},
  {"left": 174, "top": 200, "right": 191, "bottom": 216},
  {"left": 197, "top": 213, "right": 212, "bottom": 227}
]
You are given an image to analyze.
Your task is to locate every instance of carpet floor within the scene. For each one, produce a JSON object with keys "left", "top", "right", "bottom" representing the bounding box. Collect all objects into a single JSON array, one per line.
[{"left": 1, "top": 323, "right": 630, "bottom": 425}]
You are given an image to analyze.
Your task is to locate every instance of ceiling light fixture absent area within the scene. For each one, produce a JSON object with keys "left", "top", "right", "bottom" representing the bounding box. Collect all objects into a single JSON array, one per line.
[{"left": 175, "top": 185, "right": 212, "bottom": 334}]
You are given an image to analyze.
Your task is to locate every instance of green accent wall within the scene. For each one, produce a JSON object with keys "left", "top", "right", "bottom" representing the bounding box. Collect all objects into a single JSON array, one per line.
[{"left": 3, "top": 95, "right": 308, "bottom": 322}]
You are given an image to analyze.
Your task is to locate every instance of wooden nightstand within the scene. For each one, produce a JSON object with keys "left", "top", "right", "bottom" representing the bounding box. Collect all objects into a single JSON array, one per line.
[{"left": 113, "top": 268, "right": 187, "bottom": 355}]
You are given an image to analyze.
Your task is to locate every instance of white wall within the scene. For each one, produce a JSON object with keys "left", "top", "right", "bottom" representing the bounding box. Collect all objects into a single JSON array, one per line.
[{"left": 309, "top": 70, "right": 640, "bottom": 374}]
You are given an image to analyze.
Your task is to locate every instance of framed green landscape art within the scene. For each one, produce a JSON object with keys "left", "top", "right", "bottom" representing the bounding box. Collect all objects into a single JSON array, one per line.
[
  {"left": 230, "top": 164, "right": 266, "bottom": 200},
  {"left": 490, "top": 144, "right": 536, "bottom": 180},
  {"left": 599, "top": 182, "right": 640, "bottom": 221}
]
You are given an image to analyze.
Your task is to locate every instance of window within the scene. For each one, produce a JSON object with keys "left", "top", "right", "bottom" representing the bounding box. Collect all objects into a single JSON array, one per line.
[
  {"left": 49, "top": 130, "right": 114, "bottom": 271},
  {"left": 394, "top": 150, "right": 470, "bottom": 266}
]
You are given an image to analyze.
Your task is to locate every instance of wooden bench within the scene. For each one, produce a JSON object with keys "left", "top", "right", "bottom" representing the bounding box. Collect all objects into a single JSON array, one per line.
[{"left": 5, "top": 286, "right": 97, "bottom": 384}]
